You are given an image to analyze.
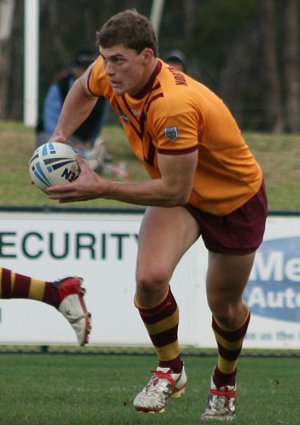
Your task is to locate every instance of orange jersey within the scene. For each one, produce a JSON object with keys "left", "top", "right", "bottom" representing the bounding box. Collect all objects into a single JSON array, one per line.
[{"left": 88, "top": 57, "right": 263, "bottom": 216}]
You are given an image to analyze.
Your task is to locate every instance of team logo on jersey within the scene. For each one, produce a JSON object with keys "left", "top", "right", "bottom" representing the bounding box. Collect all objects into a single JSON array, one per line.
[{"left": 164, "top": 127, "right": 178, "bottom": 141}]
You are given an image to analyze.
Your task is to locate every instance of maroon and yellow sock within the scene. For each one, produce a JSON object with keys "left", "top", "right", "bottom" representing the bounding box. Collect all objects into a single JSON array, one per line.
[
  {"left": 135, "top": 287, "right": 182, "bottom": 373},
  {"left": 212, "top": 309, "right": 250, "bottom": 387},
  {"left": 0, "top": 267, "right": 60, "bottom": 307}
]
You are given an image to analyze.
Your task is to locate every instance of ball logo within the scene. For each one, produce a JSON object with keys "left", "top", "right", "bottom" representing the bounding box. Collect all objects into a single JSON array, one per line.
[
  {"left": 245, "top": 237, "right": 300, "bottom": 322},
  {"left": 61, "top": 168, "right": 77, "bottom": 182}
]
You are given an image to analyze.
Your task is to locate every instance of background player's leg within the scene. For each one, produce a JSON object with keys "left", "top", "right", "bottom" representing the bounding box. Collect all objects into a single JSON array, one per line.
[
  {"left": 0, "top": 267, "right": 91, "bottom": 346},
  {"left": 0, "top": 267, "right": 59, "bottom": 305}
]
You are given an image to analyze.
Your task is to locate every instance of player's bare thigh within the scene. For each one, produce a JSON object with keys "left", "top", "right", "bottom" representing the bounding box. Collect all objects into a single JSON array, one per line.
[
  {"left": 135, "top": 206, "right": 200, "bottom": 307},
  {"left": 206, "top": 251, "right": 256, "bottom": 328}
]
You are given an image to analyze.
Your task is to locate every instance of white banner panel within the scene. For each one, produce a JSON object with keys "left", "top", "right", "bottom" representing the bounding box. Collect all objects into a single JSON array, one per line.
[
  {"left": 0, "top": 210, "right": 207, "bottom": 346},
  {"left": 0, "top": 209, "right": 299, "bottom": 348}
]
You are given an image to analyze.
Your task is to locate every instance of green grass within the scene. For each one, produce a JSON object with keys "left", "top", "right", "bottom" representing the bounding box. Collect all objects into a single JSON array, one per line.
[
  {"left": 0, "top": 122, "right": 148, "bottom": 208},
  {"left": 244, "top": 132, "right": 300, "bottom": 211},
  {"left": 1, "top": 121, "right": 300, "bottom": 210},
  {"left": 0, "top": 353, "right": 298, "bottom": 425},
  {"left": 0, "top": 123, "right": 298, "bottom": 424}
]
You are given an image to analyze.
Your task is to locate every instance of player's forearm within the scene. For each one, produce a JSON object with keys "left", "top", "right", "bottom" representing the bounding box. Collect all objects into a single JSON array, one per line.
[
  {"left": 47, "top": 152, "right": 196, "bottom": 207},
  {"left": 102, "top": 178, "right": 190, "bottom": 207},
  {"left": 53, "top": 79, "right": 98, "bottom": 140}
]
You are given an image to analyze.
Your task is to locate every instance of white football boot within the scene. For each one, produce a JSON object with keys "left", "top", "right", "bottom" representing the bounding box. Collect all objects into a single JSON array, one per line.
[
  {"left": 56, "top": 277, "right": 91, "bottom": 346},
  {"left": 202, "top": 376, "right": 236, "bottom": 421},
  {"left": 133, "top": 365, "right": 187, "bottom": 413}
]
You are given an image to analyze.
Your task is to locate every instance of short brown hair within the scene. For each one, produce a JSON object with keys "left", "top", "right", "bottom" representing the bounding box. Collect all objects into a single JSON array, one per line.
[{"left": 96, "top": 9, "right": 158, "bottom": 56}]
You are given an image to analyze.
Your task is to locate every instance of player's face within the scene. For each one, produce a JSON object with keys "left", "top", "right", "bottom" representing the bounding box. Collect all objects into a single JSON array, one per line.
[{"left": 100, "top": 45, "right": 154, "bottom": 96}]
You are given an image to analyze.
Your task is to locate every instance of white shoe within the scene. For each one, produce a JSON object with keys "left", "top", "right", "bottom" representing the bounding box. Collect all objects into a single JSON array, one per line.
[
  {"left": 202, "top": 376, "right": 236, "bottom": 421},
  {"left": 133, "top": 365, "right": 187, "bottom": 413},
  {"left": 56, "top": 277, "right": 91, "bottom": 346},
  {"left": 91, "top": 137, "right": 111, "bottom": 163},
  {"left": 85, "top": 157, "right": 103, "bottom": 172}
]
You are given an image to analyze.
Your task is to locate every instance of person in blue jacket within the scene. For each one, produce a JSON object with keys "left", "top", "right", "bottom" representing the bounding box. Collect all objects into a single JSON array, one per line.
[{"left": 37, "top": 50, "right": 111, "bottom": 171}]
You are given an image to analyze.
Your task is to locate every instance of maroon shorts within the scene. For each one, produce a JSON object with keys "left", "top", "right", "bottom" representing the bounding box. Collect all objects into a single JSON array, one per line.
[{"left": 185, "top": 183, "right": 268, "bottom": 255}]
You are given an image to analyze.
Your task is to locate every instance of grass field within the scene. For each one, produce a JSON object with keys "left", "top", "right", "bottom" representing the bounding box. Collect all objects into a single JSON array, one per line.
[
  {"left": 0, "top": 353, "right": 299, "bottom": 425},
  {"left": 0, "top": 121, "right": 148, "bottom": 208},
  {"left": 0, "top": 122, "right": 300, "bottom": 424},
  {"left": 1, "top": 121, "right": 300, "bottom": 210}
]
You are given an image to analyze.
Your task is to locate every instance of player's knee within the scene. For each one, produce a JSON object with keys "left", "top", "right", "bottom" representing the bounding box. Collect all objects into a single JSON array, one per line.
[
  {"left": 136, "top": 265, "right": 170, "bottom": 294},
  {"left": 210, "top": 303, "right": 242, "bottom": 328}
]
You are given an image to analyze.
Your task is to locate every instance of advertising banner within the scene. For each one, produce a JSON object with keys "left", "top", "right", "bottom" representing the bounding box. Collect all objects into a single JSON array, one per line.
[
  {"left": 0, "top": 208, "right": 299, "bottom": 349},
  {"left": 244, "top": 214, "right": 300, "bottom": 348}
]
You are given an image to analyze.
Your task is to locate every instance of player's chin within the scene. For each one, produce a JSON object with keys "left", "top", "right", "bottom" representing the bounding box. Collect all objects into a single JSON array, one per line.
[
  {"left": 112, "top": 88, "right": 125, "bottom": 96},
  {"left": 111, "top": 84, "right": 125, "bottom": 96}
]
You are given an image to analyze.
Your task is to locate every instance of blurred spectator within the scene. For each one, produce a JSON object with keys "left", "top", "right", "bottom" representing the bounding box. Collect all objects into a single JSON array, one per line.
[
  {"left": 36, "top": 50, "right": 111, "bottom": 172},
  {"left": 164, "top": 49, "right": 187, "bottom": 73}
]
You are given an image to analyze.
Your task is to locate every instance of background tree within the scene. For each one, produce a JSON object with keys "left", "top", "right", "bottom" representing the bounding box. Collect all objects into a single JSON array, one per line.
[
  {"left": 0, "top": 0, "right": 23, "bottom": 120},
  {"left": 1, "top": 0, "right": 300, "bottom": 133},
  {"left": 259, "top": 0, "right": 284, "bottom": 133},
  {"left": 283, "top": 0, "right": 300, "bottom": 133}
]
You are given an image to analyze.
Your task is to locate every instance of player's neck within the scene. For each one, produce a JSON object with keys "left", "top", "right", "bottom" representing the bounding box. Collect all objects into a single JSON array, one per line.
[{"left": 131, "top": 59, "right": 161, "bottom": 99}]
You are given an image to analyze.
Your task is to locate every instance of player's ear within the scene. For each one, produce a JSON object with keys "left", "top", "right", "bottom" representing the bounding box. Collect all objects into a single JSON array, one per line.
[{"left": 142, "top": 48, "right": 154, "bottom": 64}]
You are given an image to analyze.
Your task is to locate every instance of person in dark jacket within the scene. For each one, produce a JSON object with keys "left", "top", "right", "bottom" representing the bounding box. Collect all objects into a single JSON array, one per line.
[{"left": 37, "top": 50, "right": 111, "bottom": 171}]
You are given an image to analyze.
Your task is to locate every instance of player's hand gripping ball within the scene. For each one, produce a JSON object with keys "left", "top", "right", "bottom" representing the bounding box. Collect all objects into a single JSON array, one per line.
[{"left": 29, "top": 142, "right": 80, "bottom": 192}]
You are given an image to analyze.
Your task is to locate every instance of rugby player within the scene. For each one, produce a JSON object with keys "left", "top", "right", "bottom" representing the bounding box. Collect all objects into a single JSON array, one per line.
[{"left": 47, "top": 9, "right": 267, "bottom": 420}]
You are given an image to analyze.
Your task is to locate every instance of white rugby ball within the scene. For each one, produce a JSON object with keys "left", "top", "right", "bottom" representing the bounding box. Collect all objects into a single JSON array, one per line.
[{"left": 29, "top": 142, "right": 80, "bottom": 192}]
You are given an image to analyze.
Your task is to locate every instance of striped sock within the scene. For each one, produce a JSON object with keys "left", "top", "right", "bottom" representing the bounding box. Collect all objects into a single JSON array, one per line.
[
  {"left": 0, "top": 267, "right": 60, "bottom": 307},
  {"left": 212, "top": 310, "right": 250, "bottom": 387},
  {"left": 135, "top": 287, "right": 182, "bottom": 373}
]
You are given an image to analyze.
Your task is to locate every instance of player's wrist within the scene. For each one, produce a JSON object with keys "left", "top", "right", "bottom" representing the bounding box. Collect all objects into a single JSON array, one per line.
[{"left": 49, "top": 129, "right": 69, "bottom": 144}]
